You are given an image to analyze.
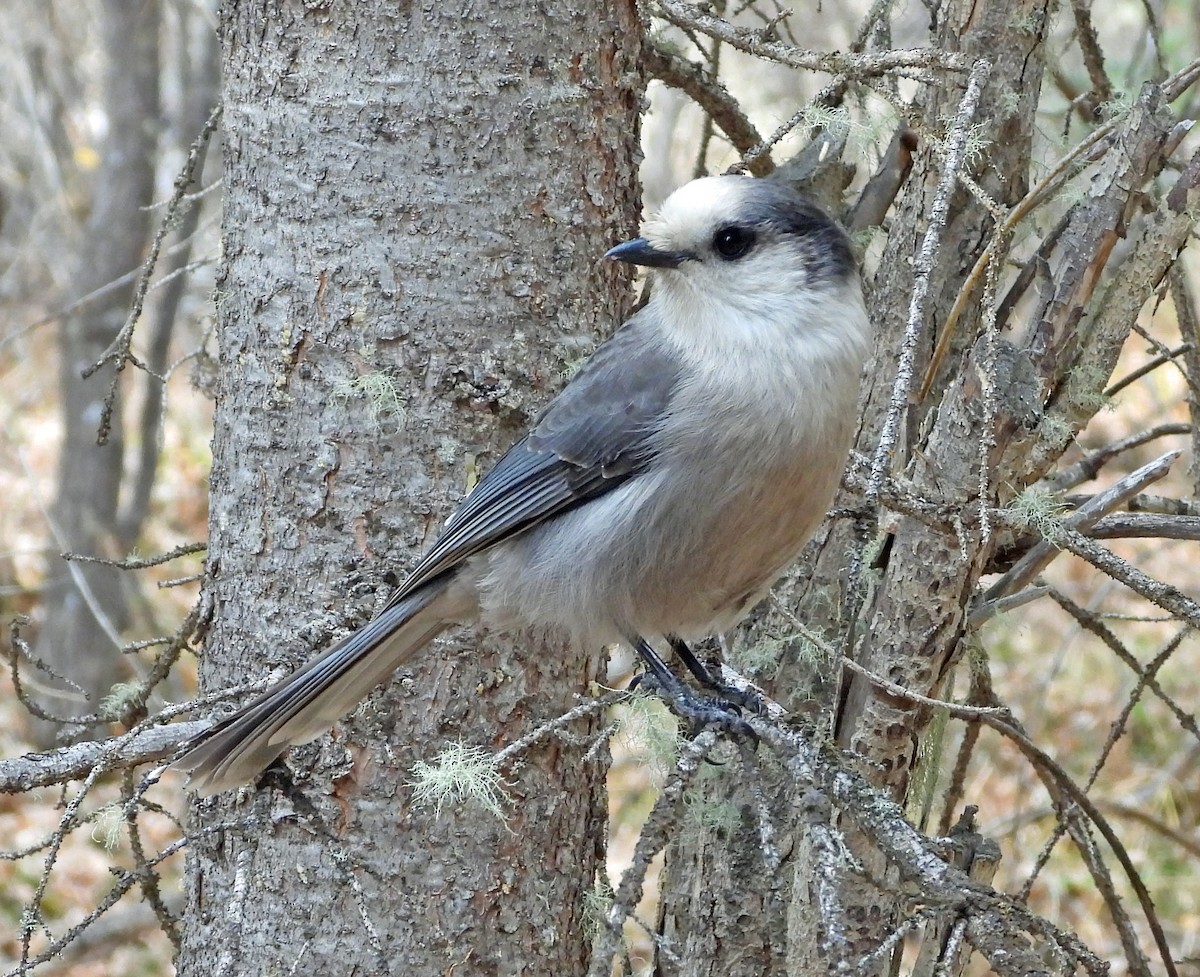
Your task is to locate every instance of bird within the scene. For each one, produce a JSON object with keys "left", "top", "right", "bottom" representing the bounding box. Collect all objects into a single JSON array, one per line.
[{"left": 173, "top": 174, "right": 871, "bottom": 795}]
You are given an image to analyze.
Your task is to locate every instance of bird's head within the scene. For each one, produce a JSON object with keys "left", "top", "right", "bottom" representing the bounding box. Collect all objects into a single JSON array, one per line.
[{"left": 606, "top": 175, "right": 860, "bottom": 333}]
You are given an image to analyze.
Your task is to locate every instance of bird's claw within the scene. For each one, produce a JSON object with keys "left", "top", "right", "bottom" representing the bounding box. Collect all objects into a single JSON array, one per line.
[{"left": 630, "top": 670, "right": 756, "bottom": 740}]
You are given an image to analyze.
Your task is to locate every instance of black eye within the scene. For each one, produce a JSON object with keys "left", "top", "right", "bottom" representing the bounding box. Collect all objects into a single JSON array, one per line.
[{"left": 712, "top": 225, "right": 755, "bottom": 260}]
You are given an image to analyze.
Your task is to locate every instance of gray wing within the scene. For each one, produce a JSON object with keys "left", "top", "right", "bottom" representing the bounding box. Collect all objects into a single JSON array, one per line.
[{"left": 388, "top": 312, "right": 680, "bottom": 603}]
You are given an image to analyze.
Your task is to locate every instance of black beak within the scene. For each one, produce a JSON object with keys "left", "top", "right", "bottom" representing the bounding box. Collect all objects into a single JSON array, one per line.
[{"left": 604, "top": 237, "right": 687, "bottom": 269}]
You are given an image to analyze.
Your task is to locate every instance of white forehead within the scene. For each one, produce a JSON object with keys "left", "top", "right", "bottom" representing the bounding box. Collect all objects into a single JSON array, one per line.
[{"left": 643, "top": 175, "right": 753, "bottom": 246}]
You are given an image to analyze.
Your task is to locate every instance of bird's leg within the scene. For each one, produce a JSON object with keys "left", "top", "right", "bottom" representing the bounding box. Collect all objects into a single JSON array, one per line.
[
  {"left": 630, "top": 636, "right": 753, "bottom": 736},
  {"left": 668, "top": 636, "right": 768, "bottom": 716},
  {"left": 666, "top": 636, "right": 721, "bottom": 687}
]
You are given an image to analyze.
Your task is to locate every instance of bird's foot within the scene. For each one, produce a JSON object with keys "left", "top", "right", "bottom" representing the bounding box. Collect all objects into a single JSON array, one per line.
[
  {"left": 667, "top": 636, "right": 770, "bottom": 717},
  {"left": 629, "top": 637, "right": 755, "bottom": 738}
]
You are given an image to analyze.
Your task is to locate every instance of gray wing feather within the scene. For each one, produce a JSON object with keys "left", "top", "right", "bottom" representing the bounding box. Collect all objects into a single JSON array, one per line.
[
  {"left": 524, "top": 314, "right": 679, "bottom": 475},
  {"left": 390, "top": 313, "right": 679, "bottom": 602}
]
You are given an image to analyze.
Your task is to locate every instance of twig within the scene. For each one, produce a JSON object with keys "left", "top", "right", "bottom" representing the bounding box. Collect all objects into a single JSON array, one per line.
[
  {"left": 0, "top": 215, "right": 219, "bottom": 355},
  {"left": 975, "top": 713, "right": 1176, "bottom": 977},
  {"left": 1105, "top": 342, "right": 1195, "bottom": 397},
  {"left": 586, "top": 729, "right": 719, "bottom": 977},
  {"left": 1054, "top": 524, "right": 1200, "bottom": 629},
  {"left": 1069, "top": 0, "right": 1114, "bottom": 110},
  {"left": 63, "top": 541, "right": 207, "bottom": 570},
  {"left": 736, "top": 741, "right": 782, "bottom": 874},
  {"left": 923, "top": 59, "right": 1200, "bottom": 399},
  {"left": 1169, "top": 267, "right": 1200, "bottom": 495},
  {"left": 493, "top": 690, "right": 628, "bottom": 767},
  {"left": 745, "top": 715, "right": 1106, "bottom": 977},
  {"left": 1046, "top": 424, "right": 1190, "bottom": 491},
  {"left": 838, "top": 656, "right": 1010, "bottom": 721},
  {"left": 655, "top": 1, "right": 971, "bottom": 77},
  {"left": 796, "top": 787, "right": 850, "bottom": 964},
  {"left": 82, "top": 101, "right": 222, "bottom": 445},
  {"left": 981, "top": 450, "right": 1179, "bottom": 606},
  {"left": 1047, "top": 587, "right": 1200, "bottom": 747},
  {"left": 643, "top": 39, "right": 772, "bottom": 176},
  {"left": 14, "top": 447, "right": 124, "bottom": 652},
  {"left": 1085, "top": 512, "right": 1200, "bottom": 540}
]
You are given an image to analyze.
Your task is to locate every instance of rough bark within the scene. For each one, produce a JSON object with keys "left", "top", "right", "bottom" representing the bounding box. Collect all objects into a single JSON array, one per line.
[
  {"left": 653, "top": 0, "right": 1192, "bottom": 973},
  {"left": 834, "top": 0, "right": 1053, "bottom": 776},
  {"left": 33, "top": 0, "right": 160, "bottom": 735},
  {"left": 176, "top": 3, "right": 643, "bottom": 976}
]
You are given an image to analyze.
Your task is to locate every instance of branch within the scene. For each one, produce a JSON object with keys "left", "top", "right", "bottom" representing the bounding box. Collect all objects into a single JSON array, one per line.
[
  {"left": 1054, "top": 525, "right": 1200, "bottom": 628},
  {"left": 1085, "top": 512, "right": 1200, "bottom": 540},
  {"left": 1046, "top": 423, "right": 1191, "bottom": 491},
  {"left": 868, "top": 60, "right": 991, "bottom": 500},
  {"left": 643, "top": 40, "right": 773, "bottom": 176},
  {"left": 655, "top": 1, "right": 971, "bottom": 77},
  {"left": 0, "top": 721, "right": 206, "bottom": 793},
  {"left": 747, "top": 716, "right": 1107, "bottom": 977},
  {"left": 81, "top": 101, "right": 222, "bottom": 445},
  {"left": 974, "top": 712, "right": 1177, "bottom": 977},
  {"left": 981, "top": 450, "right": 1179, "bottom": 607}
]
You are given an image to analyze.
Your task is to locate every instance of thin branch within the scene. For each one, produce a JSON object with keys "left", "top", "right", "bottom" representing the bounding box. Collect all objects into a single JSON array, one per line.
[
  {"left": 981, "top": 450, "right": 1179, "bottom": 607},
  {"left": 0, "top": 213, "right": 219, "bottom": 355},
  {"left": 586, "top": 729, "right": 719, "bottom": 977},
  {"left": 922, "top": 60, "right": 1200, "bottom": 397},
  {"left": 1053, "top": 524, "right": 1200, "bottom": 629},
  {"left": 1046, "top": 424, "right": 1190, "bottom": 491},
  {"left": 1085, "top": 512, "right": 1200, "bottom": 540},
  {"left": 13, "top": 447, "right": 125, "bottom": 652},
  {"left": 82, "top": 101, "right": 222, "bottom": 445},
  {"left": 1069, "top": 0, "right": 1114, "bottom": 110},
  {"left": 63, "top": 541, "right": 207, "bottom": 570},
  {"left": 655, "top": 1, "right": 971, "bottom": 77},
  {"left": 1169, "top": 266, "right": 1200, "bottom": 495},
  {"left": 643, "top": 39, "right": 772, "bottom": 176},
  {"left": 1046, "top": 587, "right": 1200, "bottom": 748},
  {"left": 839, "top": 656, "right": 1011, "bottom": 721},
  {"left": 746, "top": 716, "right": 1107, "bottom": 977},
  {"left": 975, "top": 713, "right": 1177, "bottom": 977}
]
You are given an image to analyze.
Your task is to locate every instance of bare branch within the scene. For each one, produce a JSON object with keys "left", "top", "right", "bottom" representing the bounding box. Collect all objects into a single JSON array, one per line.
[
  {"left": 643, "top": 39, "right": 772, "bottom": 176},
  {"left": 1069, "top": 0, "right": 1115, "bottom": 110},
  {"left": 82, "top": 101, "right": 222, "bottom": 445},
  {"left": 1085, "top": 512, "right": 1200, "bottom": 539},
  {"left": 0, "top": 721, "right": 204, "bottom": 794},
  {"left": 63, "top": 541, "right": 207, "bottom": 570},
  {"left": 982, "top": 450, "right": 1179, "bottom": 607},
  {"left": 655, "top": 1, "right": 971, "bottom": 77},
  {"left": 587, "top": 730, "right": 719, "bottom": 977},
  {"left": 1046, "top": 423, "right": 1191, "bottom": 491}
]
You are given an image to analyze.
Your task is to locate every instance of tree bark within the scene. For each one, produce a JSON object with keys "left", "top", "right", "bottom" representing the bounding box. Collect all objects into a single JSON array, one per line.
[
  {"left": 653, "top": 0, "right": 1199, "bottom": 971},
  {"left": 655, "top": 0, "right": 1056, "bottom": 972},
  {"left": 34, "top": 0, "right": 160, "bottom": 735},
  {"left": 176, "top": 2, "right": 642, "bottom": 975}
]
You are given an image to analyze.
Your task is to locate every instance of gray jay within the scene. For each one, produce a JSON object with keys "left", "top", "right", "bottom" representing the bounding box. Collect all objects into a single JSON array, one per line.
[{"left": 174, "top": 175, "right": 871, "bottom": 794}]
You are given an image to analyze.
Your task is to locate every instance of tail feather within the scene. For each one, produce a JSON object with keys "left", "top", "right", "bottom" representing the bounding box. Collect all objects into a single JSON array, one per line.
[{"left": 173, "top": 580, "right": 458, "bottom": 795}]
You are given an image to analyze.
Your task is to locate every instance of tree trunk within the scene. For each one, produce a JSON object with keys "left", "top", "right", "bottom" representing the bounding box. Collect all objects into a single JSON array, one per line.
[
  {"left": 656, "top": 0, "right": 1055, "bottom": 972},
  {"left": 34, "top": 0, "right": 159, "bottom": 736},
  {"left": 176, "top": 3, "right": 642, "bottom": 975}
]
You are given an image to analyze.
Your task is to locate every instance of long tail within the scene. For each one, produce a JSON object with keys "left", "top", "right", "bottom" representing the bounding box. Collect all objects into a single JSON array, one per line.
[{"left": 173, "top": 578, "right": 460, "bottom": 795}]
